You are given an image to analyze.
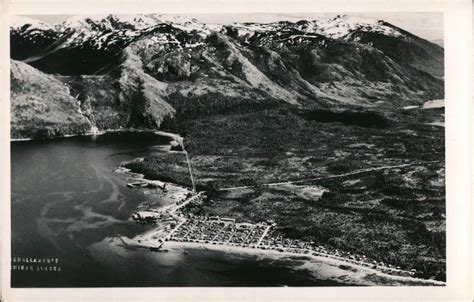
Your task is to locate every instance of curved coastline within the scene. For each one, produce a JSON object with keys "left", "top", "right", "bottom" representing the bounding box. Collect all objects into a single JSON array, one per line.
[
  {"left": 106, "top": 129, "right": 445, "bottom": 286},
  {"left": 162, "top": 241, "right": 446, "bottom": 286},
  {"left": 11, "top": 127, "right": 446, "bottom": 286},
  {"left": 10, "top": 127, "right": 183, "bottom": 143}
]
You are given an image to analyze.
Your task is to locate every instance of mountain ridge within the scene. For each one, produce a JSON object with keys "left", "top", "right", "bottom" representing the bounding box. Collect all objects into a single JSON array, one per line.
[{"left": 10, "top": 14, "right": 444, "bottom": 139}]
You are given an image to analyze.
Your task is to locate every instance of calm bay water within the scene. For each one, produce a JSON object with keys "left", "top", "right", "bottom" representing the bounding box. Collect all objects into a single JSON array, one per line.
[{"left": 11, "top": 132, "right": 343, "bottom": 287}]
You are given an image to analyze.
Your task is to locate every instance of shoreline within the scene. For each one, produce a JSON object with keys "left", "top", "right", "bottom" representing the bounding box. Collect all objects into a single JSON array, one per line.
[
  {"left": 10, "top": 127, "right": 183, "bottom": 143},
  {"left": 12, "top": 126, "right": 446, "bottom": 286},
  {"left": 114, "top": 135, "right": 445, "bottom": 286},
  {"left": 162, "top": 241, "right": 446, "bottom": 286}
]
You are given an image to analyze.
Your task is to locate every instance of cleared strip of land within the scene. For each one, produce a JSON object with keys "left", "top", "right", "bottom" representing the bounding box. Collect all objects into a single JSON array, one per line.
[{"left": 220, "top": 160, "right": 442, "bottom": 191}]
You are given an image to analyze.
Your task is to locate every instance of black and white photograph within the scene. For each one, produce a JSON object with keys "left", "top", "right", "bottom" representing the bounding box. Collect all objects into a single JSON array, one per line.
[{"left": 2, "top": 0, "right": 472, "bottom": 297}]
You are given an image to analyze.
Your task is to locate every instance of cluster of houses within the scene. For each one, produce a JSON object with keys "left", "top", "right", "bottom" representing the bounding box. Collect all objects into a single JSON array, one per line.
[
  {"left": 166, "top": 215, "right": 417, "bottom": 278},
  {"left": 130, "top": 189, "right": 419, "bottom": 279},
  {"left": 169, "top": 215, "right": 271, "bottom": 245}
]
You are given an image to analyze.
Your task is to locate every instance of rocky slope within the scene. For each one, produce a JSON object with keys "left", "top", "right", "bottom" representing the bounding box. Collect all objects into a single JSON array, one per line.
[
  {"left": 10, "top": 60, "right": 91, "bottom": 139},
  {"left": 10, "top": 14, "right": 444, "bottom": 139}
]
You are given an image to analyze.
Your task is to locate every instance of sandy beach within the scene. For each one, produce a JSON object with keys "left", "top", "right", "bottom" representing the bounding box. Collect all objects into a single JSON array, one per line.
[{"left": 162, "top": 241, "right": 446, "bottom": 286}]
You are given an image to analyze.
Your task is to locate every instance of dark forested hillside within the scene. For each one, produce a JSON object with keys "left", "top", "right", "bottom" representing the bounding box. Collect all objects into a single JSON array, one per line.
[{"left": 10, "top": 14, "right": 443, "bottom": 139}]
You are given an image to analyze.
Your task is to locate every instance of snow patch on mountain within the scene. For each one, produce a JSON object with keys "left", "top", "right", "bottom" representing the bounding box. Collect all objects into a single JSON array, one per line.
[
  {"left": 11, "top": 13, "right": 406, "bottom": 52},
  {"left": 10, "top": 16, "right": 52, "bottom": 31},
  {"left": 61, "top": 14, "right": 198, "bottom": 31},
  {"left": 313, "top": 15, "right": 403, "bottom": 39},
  {"left": 231, "top": 14, "right": 404, "bottom": 43}
]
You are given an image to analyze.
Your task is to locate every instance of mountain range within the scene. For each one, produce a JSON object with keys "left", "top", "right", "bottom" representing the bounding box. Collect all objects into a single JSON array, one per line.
[{"left": 10, "top": 14, "right": 444, "bottom": 139}]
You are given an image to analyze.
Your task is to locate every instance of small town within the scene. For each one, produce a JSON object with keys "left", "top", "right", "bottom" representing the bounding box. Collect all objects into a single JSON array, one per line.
[{"left": 128, "top": 186, "right": 419, "bottom": 279}]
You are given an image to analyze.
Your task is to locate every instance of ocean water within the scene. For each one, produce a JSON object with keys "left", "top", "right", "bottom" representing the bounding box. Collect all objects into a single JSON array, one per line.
[{"left": 11, "top": 132, "right": 345, "bottom": 287}]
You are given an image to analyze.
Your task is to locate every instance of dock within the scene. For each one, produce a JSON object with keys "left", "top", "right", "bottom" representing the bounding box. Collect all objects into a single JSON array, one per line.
[{"left": 127, "top": 181, "right": 149, "bottom": 188}]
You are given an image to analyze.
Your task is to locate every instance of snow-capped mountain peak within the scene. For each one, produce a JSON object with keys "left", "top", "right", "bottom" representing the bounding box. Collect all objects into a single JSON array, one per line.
[
  {"left": 53, "top": 14, "right": 212, "bottom": 52},
  {"left": 10, "top": 15, "right": 52, "bottom": 31},
  {"left": 60, "top": 14, "right": 199, "bottom": 32},
  {"left": 11, "top": 13, "right": 439, "bottom": 78},
  {"left": 114, "top": 14, "right": 197, "bottom": 28},
  {"left": 313, "top": 14, "right": 402, "bottom": 39},
  {"left": 225, "top": 14, "right": 405, "bottom": 46},
  {"left": 62, "top": 15, "right": 126, "bottom": 31}
]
